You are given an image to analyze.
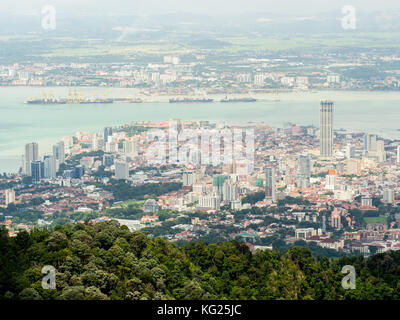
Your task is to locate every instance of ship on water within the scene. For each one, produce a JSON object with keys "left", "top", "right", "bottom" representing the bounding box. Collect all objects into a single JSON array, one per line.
[
  {"left": 169, "top": 97, "right": 214, "bottom": 103},
  {"left": 25, "top": 98, "right": 114, "bottom": 104},
  {"left": 113, "top": 97, "right": 143, "bottom": 103},
  {"left": 23, "top": 90, "right": 134, "bottom": 104},
  {"left": 220, "top": 96, "right": 257, "bottom": 102},
  {"left": 25, "top": 98, "right": 67, "bottom": 105},
  {"left": 79, "top": 99, "right": 113, "bottom": 104}
]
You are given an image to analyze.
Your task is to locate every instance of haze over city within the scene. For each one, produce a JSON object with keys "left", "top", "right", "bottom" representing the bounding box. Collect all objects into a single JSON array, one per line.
[{"left": 1, "top": 0, "right": 400, "bottom": 307}]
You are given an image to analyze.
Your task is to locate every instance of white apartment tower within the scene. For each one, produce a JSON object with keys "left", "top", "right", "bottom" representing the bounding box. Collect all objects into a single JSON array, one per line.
[{"left": 24, "top": 142, "right": 39, "bottom": 176}]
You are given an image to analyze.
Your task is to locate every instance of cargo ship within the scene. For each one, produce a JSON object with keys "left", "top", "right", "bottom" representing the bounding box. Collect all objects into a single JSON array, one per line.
[
  {"left": 25, "top": 98, "right": 67, "bottom": 104},
  {"left": 79, "top": 99, "right": 113, "bottom": 104},
  {"left": 220, "top": 97, "right": 257, "bottom": 102},
  {"left": 25, "top": 98, "right": 114, "bottom": 104},
  {"left": 169, "top": 98, "right": 214, "bottom": 103},
  {"left": 113, "top": 98, "right": 143, "bottom": 103}
]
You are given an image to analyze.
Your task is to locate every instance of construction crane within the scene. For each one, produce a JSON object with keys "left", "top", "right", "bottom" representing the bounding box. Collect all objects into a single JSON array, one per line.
[
  {"left": 79, "top": 91, "right": 85, "bottom": 103},
  {"left": 67, "top": 88, "right": 73, "bottom": 103}
]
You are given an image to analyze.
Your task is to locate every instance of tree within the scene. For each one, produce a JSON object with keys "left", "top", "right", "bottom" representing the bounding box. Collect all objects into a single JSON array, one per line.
[{"left": 19, "top": 288, "right": 42, "bottom": 300}]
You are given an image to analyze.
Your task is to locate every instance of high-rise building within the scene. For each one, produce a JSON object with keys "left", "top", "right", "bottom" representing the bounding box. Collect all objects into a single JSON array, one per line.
[
  {"left": 104, "top": 127, "right": 113, "bottom": 144},
  {"left": 364, "top": 134, "right": 377, "bottom": 155},
  {"left": 345, "top": 159, "right": 361, "bottom": 175},
  {"left": 198, "top": 194, "right": 220, "bottom": 210},
  {"left": 53, "top": 141, "right": 65, "bottom": 164},
  {"left": 376, "top": 140, "right": 386, "bottom": 163},
  {"left": 345, "top": 143, "right": 355, "bottom": 159},
  {"left": 331, "top": 208, "right": 342, "bottom": 229},
  {"left": 31, "top": 160, "right": 44, "bottom": 183},
  {"left": 123, "top": 140, "right": 138, "bottom": 158},
  {"left": 397, "top": 145, "right": 400, "bottom": 164},
  {"left": 325, "top": 173, "right": 337, "bottom": 190},
  {"left": 115, "top": 160, "right": 129, "bottom": 180},
  {"left": 183, "top": 171, "right": 197, "bottom": 186},
  {"left": 365, "top": 135, "right": 386, "bottom": 162},
  {"left": 298, "top": 154, "right": 311, "bottom": 177},
  {"left": 383, "top": 188, "right": 395, "bottom": 204},
  {"left": 92, "top": 136, "right": 104, "bottom": 151},
  {"left": 319, "top": 100, "right": 333, "bottom": 158},
  {"left": 24, "top": 142, "right": 39, "bottom": 176},
  {"left": 43, "top": 155, "right": 57, "bottom": 179},
  {"left": 361, "top": 196, "right": 372, "bottom": 206},
  {"left": 265, "top": 167, "right": 276, "bottom": 202},
  {"left": 73, "top": 165, "right": 85, "bottom": 179},
  {"left": 222, "top": 181, "right": 239, "bottom": 203},
  {"left": 5, "top": 189, "right": 15, "bottom": 206},
  {"left": 102, "top": 153, "right": 114, "bottom": 167},
  {"left": 212, "top": 175, "right": 229, "bottom": 196}
]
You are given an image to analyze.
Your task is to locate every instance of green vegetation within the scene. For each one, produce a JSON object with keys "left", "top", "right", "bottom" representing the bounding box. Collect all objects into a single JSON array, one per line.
[
  {"left": 241, "top": 191, "right": 265, "bottom": 205},
  {"left": 100, "top": 181, "right": 182, "bottom": 202},
  {"left": 1, "top": 222, "right": 400, "bottom": 300},
  {"left": 363, "top": 216, "right": 388, "bottom": 224}
]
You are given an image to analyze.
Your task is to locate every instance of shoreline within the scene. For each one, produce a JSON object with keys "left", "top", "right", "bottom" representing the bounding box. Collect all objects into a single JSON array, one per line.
[
  {"left": 3, "top": 86, "right": 400, "bottom": 103},
  {"left": 1, "top": 87, "right": 400, "bottom": 173}
]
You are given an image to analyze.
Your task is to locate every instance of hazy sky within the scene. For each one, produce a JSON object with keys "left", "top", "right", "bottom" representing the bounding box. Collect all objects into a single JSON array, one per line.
[{"left": 3, "top": 0, "right": 400, "bottom": 16}]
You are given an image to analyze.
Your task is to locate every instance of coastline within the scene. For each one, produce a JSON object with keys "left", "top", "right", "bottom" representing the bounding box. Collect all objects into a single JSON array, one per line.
[{"left": 1, "top": 87, "right": 400, "bottom": 173}]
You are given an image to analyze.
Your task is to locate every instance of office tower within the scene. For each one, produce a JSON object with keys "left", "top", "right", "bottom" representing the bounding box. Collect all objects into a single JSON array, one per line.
[
  {"left": 383, "top": 188, "right": 395, "bottom": 204},
  {"left": 397, "top": 146, "right": 400, "bottom": 164},
  {"left": 31, "top": 160, "right": 44, "bottom": 183},
  {"left": 319, "top": 100, "right": 333, "bottom": 158},
  {"left": 346, "top": 143, "right": 355, "bottom": 159},
  {"left": 376, "top": 140, "right": 386, "bottom": 163},
  {"left": 363, "top": 134, "right": 368, "bottom": 152},
  {"left": 222, "top": 181, "right": 239, "bottom": 203},
  {"left": 298, "top": 154, "right": 311, "bottom": 177},
  {"left": 104, "top": 127, "right": 113, "bottom": 144},
  {"left": 123, "top": 140, "right": 138, "bottom": 158},
  {"left": 364, "top": 134, "right": 377, "bottom": 155},
  {"left": 103, "top": 153, "right": 114, "bottom": 167},
  {"left": 24, "top": 142, "right": 39, "bottom": 176},
  {"left": 212, "top": 175, "right": 229, "bottom": 196},
  {"left": 43, "top": 155, "right": 57, "bottom": 179},
  {"left": 53, "top": 141, "right": 65, "bottom": 164},
  {"left": 5, "top": 189, "right": 15, "bottom": 205},
  {"left": 73, "top": 165, "right": 85, "bottom": 179},
  {"left": 105, "top": 141, "right": 117, "bottom": 153},
  {"left": 115, "top": 160, "right": 129, "bottom": 180},
  {"left": 92, "top": 136, "right": 104, "bottom": 151},
  {"left": 265, "top": 167, "right": 276, "bottom": 202},
  {"left": 183, "top": 171, "right": 197, "bottom": 186},
  {"left": 325, "top": 174, "right": 337, "bottom": 190}
]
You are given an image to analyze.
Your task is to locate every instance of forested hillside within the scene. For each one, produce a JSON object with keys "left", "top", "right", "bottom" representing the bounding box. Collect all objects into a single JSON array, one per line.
[{"left": 0, "top": 221, "right": 399, "bottom": 300}]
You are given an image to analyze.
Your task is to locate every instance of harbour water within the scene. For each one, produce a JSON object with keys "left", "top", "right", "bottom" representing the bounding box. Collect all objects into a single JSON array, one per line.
[{"left": 1, "top": 86, "right": 400, "bottom": 173}]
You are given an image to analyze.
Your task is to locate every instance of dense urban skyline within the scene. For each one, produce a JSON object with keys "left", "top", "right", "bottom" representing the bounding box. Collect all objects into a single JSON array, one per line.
[{"left": 1, "top": 0, "right": 400, "bottom": 304}]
